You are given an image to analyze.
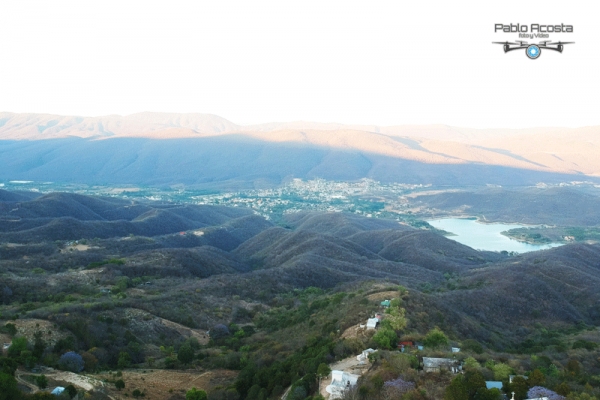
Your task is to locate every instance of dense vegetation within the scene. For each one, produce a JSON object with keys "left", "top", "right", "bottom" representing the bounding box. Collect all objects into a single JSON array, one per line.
[{"left": 2, "top": 191, "right": 600, "bottom": 399}]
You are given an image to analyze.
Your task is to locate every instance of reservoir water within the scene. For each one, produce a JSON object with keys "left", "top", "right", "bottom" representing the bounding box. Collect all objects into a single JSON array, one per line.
[{"left": 427, "top": 218, "right": 562, "bottom": 253}]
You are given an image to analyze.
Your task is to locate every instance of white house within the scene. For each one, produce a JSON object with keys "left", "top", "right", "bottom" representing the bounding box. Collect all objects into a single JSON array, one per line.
[
  {"left": 51, "top": 387, "right": 65, "bottom": 396},
  {"left": 326, "top": 370, "right": 360, "bottom": 399},
  {"left": 366, "top": 318, "right": 379, "bottom": 329},
  {"left": 356, "top": 348, "right": 376, "bottom": 362}
]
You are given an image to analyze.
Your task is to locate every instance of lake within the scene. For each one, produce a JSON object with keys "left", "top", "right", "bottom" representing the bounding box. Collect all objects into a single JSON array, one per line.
[{"left": 427, "top": 218, "right": 562, "bottom": 253}]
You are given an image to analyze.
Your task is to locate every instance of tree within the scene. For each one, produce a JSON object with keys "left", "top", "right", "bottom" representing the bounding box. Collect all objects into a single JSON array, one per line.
[
  {"left": 35, "top": 374, "right": 48, "bottom": 389},
  {"left": 115, "top": 379, "right": 125, "bottom": 390},
  {"left": 0, "top": 358, "right": 18, "bottom": 376},
  {"left": 186, "top": 387, "right": 208, "bottom": 400},
  {"left": 492, "top": 363, "right": 512, "bottom": 381},
  {"left": 117, "top": 351, "right": 132, "bottom": 369},
  {"left": 210, "top": 324, "right": 230, "bottom": 341},
  {"left": 511, "top": 376, "right": 529, "bottom": 400},
  {"left": 4, "top": 323, "right": 17, "bottom": 337},
  {"left": 463, "top": 357, "right": 481, "bottom": 371},
  {"left": 0, "top": 372, "right": 20, "bottom": 400},
  {"left": 445, "top": 375, "right": 468, "bottom": 400},
  {"left": 385, "top": 306, "right": 408, "bottom": 331},
  {"left": 424, "top": 327, "right": 449, "bottom": 348},
  {"left": 7, "top": 336, "right": 28, "bottom": 358},
  {"left": 80, "top": 351, "right": 98, "bottom": 372},
  {"left": 373, "top": 327, "right": 397, "bottom": 350},
  {"left": 566, "top": 359, "right": 581, "bottom": 376},
  {"left": 464, "top": 370, "right": 487, "bottom": 400},
  {"left": 529, "top": 369, "right": 546, "bottom": 387},
  {"left": 132, "top": 389, "right": 143, "bottom": 398},
  {"left": 65, "top": 384, "right": 78, "bottom": 398},
  {"left": 475, "top": 387, "right": 503, "bottom": 400},
  {"left": 317, "top": 363, "right": 331, "bottom": 379},
  {"left": 390, "top": 298, "right": 402, "bottom": 308},
  {"left": 527, "top": 386, "right": 565, "bottom": 400},
  {"left": 462, "top": 339, "right": 484, "bottom": 354},
  {"left": 59, "top": 352, "right": 84, "bottom": 372},
  {"left": 32, "top": 335, "right": 46, "bottom": 360},
  {"left": 164, "top": 356, "right": 177, "bottom": 369},
  {"left": 566, "top": 393, "right": 598, "bottom": 400},
  {"left": 288, "top": 386, "right": 307, "bottom": 400},
  {"left": 555, "top": 382, "right": 571, "bottom": 396},
  {"left": 178, "top": 342, "right": 195, "bottom": 364}
]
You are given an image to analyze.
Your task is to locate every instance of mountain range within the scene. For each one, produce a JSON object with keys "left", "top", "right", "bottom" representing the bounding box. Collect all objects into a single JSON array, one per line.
[{"left": 1, "top": 112, "right": 599, "bottom": 188}]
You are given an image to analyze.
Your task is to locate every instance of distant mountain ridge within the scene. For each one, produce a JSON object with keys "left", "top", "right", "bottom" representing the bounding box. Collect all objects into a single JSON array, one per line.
[{"left": 1, "top": 112, "right": 600, "bottom": 187}]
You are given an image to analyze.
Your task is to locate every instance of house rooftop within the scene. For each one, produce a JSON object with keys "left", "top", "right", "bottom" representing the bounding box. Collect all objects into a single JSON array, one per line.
[{"left": 485, "top": 381, "right": 503, "bottom": 390}]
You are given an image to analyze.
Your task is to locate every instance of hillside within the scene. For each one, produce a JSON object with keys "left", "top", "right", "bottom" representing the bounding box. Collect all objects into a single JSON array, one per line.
[
  {"left": 414, "top": 187, "right": 600, "bottom": 226},
  {"left": 3, "top": 190, "right": 600, "bottom": 398},
  {"left": 2, "top": 191, "right": 600, "bottom": 337},
  {"left": 2, "top": 113, "right": 600, "bottom": 188}
]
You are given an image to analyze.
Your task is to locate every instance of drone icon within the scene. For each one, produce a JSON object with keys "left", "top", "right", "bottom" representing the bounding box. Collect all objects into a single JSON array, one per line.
[{"left": 492, "top": 40, "right": 574, "bottom": 59}]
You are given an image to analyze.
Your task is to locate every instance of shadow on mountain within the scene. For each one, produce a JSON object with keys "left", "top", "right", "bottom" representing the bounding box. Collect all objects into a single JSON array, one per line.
[{"left": 1, "top": 136, "right": 597, "bottom": 189}]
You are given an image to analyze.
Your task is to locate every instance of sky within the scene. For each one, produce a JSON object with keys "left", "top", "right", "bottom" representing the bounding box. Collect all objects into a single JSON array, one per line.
[{"left": 1, "top": 0, "right": 598, "bottom": 128}]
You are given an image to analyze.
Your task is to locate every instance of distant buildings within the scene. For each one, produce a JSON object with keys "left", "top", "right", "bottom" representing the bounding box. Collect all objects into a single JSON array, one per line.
[{"left": 422, "top": 357, "right": 460, "bottom": 373}]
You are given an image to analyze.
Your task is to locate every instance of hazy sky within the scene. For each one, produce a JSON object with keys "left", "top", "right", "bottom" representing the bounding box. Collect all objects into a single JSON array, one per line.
[{"left": 1, "top": 1, "right": 598, "bottom": 128}]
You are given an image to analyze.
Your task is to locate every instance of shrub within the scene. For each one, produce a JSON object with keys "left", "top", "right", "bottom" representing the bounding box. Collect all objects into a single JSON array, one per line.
[
  {"left": 492, "top": 363, "right": 512, "bottom": 381},
  {"left": 118, "top": 351, "right": 132, "bottom": 369},
  {"left": 572, "top": 340, "right": 598, "bottom": 351},
  {"left": 58, "top": 351, "right": 84, "bottom": 372},
  {"left": 7, "top": 336, "right": 28, "bottom": 358},
  {"left": 210, "top": 324, "right": 230, "bottom": 341},
  {"left": 177, "top": 342, "right": 194, "bottom": 364},
  {"left": 4, "top": 323, "right": 17, "bottom": 337},
  {"left": 373, "top": 327, "right": 397, "bottom": 350},
  {"left": 186, "top": 387, "right": 207, "bottom": 400},
  {"left": 65, "top": 384, "right": 77, "bottom": 398},
  {"left": 35, "top": 374, "right": 48, "bottom": 389},
  {"left": 317, "top": 363, "right": 331, "bottom": 379},
  {"left": 423, "top": 327, "right": 448, "bottom": 348},
  {"left": 462, "top": 339, "right": 484, "bottom": 354},
  {"left": 463, "top": 357, "right": 481, "bottom": 370}
]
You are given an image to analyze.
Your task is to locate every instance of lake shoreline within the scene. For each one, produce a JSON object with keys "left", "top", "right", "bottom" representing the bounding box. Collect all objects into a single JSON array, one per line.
[{"left": 426, "top": 217, "right": 563, "bottom": 253}]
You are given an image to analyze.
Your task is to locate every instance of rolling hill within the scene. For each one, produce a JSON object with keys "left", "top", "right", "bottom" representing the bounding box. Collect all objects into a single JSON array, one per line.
[{"left": 3, "top": 190, "right": 600, "bottom": 350}]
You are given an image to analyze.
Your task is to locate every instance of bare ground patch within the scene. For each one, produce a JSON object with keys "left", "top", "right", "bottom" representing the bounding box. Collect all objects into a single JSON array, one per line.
[
  {"left": 0, "top": 318, "right": 68, "bottom": 346},
  {"left": 96, "top": 369, "right": 238, "bottom": 399},
  {"left": 366, "top": 290, "right": 397, "bottom": 302}
]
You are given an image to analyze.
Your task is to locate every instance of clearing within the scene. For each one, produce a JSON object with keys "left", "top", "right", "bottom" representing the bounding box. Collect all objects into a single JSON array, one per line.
[{"left": 96, "top": 369, "right": 238, "bottom": 399}]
